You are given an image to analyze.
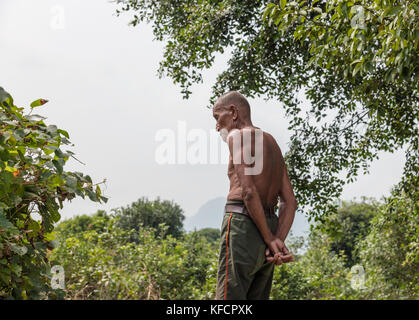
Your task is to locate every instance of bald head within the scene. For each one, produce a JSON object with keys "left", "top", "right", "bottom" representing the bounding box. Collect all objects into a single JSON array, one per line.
[{"left": 214, "top": 91, "right": 251, "bottom": 120}]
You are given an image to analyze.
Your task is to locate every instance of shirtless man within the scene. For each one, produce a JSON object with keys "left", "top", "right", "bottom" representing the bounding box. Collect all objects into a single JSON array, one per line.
[{"left": 213, "top": 91, "right": 298, "bottom": 300}]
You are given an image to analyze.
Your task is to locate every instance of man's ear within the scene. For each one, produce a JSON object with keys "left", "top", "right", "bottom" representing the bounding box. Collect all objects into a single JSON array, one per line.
[{"left": 229, "top": 104, "right": 238, "bottom": 120}]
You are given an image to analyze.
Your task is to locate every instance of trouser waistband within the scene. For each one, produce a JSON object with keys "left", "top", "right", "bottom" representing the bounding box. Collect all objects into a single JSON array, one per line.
[{"left": 225, "top": 200, "right": 276, "bottom": 216}]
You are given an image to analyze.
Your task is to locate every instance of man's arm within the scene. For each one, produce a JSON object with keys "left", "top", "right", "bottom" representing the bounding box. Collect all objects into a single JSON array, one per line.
[
  {"left": 275, "top": 148, "right": 297, "bottom": 241},
  {"left": 264, "top": 147, "right": 297, "bottom": 265},
  {"left": 227, "top": 129, "right": 288, "bottom": 263}
]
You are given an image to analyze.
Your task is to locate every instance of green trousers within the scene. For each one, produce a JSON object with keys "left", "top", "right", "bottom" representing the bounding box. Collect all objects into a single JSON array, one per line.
[{"left": 215, "top": 209, "right": 278, "bottom": 300}]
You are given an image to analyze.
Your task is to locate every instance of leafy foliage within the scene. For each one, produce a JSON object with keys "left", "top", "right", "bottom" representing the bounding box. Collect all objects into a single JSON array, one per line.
[
  {"left": 53, "top": 210, "right": 111, "bottom": 239},
  {"left": 272, "top": 191, "right": 418, "bottom": 300},
  {"left": 265, "top": 0, "right": 418, "bottom": 218},
  {"left": 51, "top": 216, "right": 216, "bottom": 299},
  {"left": 51, "top": 195, "right": 417, "bottom": 299},
  {"left": 317, "top": 197, "right": 377, "bottom": 266},
  {"left": 112, "top": 197, "right": 185, "bottom": 241},
  {"left": 193, "top": 227, "right": 221, "bottom": 244},
  {"left": 272, "top": 231, "right": 357, "bottom": 299},
  {"left": 266, "top": 0, "right": 418, "bottom": 83},
  {"left": 357, "top": 188, "right": 418, "bottom": 299},
  {"left": 115, "top": 0, "right": 418, "bottom": 221},
  {"left": 0, "top": 87, "right": 107, "bottom": 299}
]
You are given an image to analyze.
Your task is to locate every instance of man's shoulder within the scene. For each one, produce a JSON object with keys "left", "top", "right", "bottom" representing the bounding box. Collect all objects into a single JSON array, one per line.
[
  {"left": 226, "top": 127, "right": 276, "bottom": 145},
  {"left": 260, "top": 130, "right": 280, "bottom": 147},
  {"left": 228, "top": 126, "right": 266, "bottom": 136},
  {"left": 226, "top": 127, "right": 264, "bottom": 144}
]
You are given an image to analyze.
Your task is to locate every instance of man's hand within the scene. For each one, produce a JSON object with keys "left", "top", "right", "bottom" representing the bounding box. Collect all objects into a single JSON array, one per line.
[{"left": 265, "top": 237, "right": 294, "bottom": 265}]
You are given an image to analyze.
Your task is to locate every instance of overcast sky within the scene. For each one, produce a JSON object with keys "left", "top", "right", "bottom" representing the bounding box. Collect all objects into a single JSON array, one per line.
[{"left": 0, "top": 0, "right": 406, "bottom": 224}]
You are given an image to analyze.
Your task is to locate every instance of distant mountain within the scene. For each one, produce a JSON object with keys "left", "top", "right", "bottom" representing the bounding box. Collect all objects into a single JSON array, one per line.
[
  {"left": 184, "top": 197, "right": 310, "bottom": 238},
  {"left": 184, "top": 197, "right": 226, "bottom": 231}
]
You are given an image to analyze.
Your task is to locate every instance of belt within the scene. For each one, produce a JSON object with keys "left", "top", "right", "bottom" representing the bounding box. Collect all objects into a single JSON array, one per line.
[{"left": 224, "top": 200, "right": 276, "bottom": 217}]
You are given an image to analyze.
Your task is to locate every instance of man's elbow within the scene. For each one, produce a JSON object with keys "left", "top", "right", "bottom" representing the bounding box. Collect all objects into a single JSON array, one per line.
[{"left": 284, "top": 198, "right": 298, "bottom": 211}]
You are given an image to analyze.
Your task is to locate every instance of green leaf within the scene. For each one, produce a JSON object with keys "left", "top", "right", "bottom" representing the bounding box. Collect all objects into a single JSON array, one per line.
[
  {"left": 23, "top": 191, "right": 41, "bottom": 200},
  {"left": 57, "top": 129, "right": 70, "bottom": 139},
  {"left": 0, "top": 87, "right": 11, "bottom": 104},
  {"left": 0, "top": 269, "right": 11, "bottom": 283},
  {"left": 262, "top": 3, "right": 277, "bottom": 20},
  {"left": 86, "top": 189, "right": 97, "bottom": 201},
  {"left": 11, "top": 264, "right": 22, "bottom": 276},
  {"left": 48, "top": 239, "right": 60, "bottom": 249},
  {"left": 9, "top": 243, "right": 28, "bottom": 256},
  {"left": 0, "top": 211, "right": 14, "bottom": 230},
  {"left": 52, "top": 159, "right": 63, "bottom": 174},
  {"left": 44, "top": 144, "right": 58, "bottom": 152},
  {"left": 30, "top": 99, "right": 49, "bottom": 108},
  {"left": 54, "top": 148, "right": 68, "bottom": 159},
  {"left": 313, "top": 7, "right": 322, "bottom": 14},
  {"left": 384, "top": 6, "right": 402, "bottom": 17},
  {"left": 28, "top": 219, "right": 41, "bottom": 233},
  {"left": 49, "top": 208, "right": 61, "bottom": 223},
  {"left": 280, "top": 0, "right": 287, "bottom": 9}
]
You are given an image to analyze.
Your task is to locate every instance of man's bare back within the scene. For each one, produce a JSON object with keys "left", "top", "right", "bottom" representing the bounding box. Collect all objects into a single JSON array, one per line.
[
  {"left": 227, "top": 129, "right": 285, "bottom": 210},
  {"left": 224, "top": 126, "right": 296, "bottom": 263}
]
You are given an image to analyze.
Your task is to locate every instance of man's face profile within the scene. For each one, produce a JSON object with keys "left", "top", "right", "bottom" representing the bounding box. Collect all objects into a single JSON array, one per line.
[{"left": 212, "top": 103, "right": 235, "bottom": 142}]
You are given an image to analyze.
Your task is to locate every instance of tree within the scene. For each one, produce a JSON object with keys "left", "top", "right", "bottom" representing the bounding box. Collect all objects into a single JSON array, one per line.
[
  {"left": 54, "top": 210, "right": 111, "bottom": 239},
  {"left": 115, "top": 0, "right": 418, "bottom": 220},
  {"left": 51, "top": 217, "right": 216, "bottom": 299},
  {"left": 0, "top": 87, "right": 107, "bottom": 299},
  {"left": 317, "top": 197, "right": 377, "bottom": 266},
  {"left": 357, "top": 188, "right": 418, "bottom": 299},
  {"left": 112, "top": 197, "right": 185, "bottom": 241},
  {"left": 193, "top": 227, "right": 220, "bottom": 244}
]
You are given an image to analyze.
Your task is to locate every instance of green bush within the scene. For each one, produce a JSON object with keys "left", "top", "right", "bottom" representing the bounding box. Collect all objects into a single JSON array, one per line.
[
  {"left": 54, "top": 210, "right": 110, "bottom": 239},
  {"left": 319, "top": 198, "right": 378, "bottom": 267},
  {"left": 50, "top": 196, "right": 417, "bottom": 300},
  {"left": 271, "top": 231, "right": 357, "bottom": 300},
  {"left": 113, "top": 197, "right": 185, "bottom": 241},
  {"left": 192, "top": 228, "right": 220, "bottom": 245},
  {"left": 357, "top": 190, "right": 418, "bottom": 299},
  {"left": 0, "top": 87, "right": 106, "bottom": 299},
  {"left": 51, "top": 216, "right": 217, "bottom": 299}
]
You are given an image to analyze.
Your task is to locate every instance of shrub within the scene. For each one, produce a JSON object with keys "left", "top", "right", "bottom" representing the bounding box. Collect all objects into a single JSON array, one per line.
[{"left": 0, "top": 87, "right": 107, "bottom": 299}]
